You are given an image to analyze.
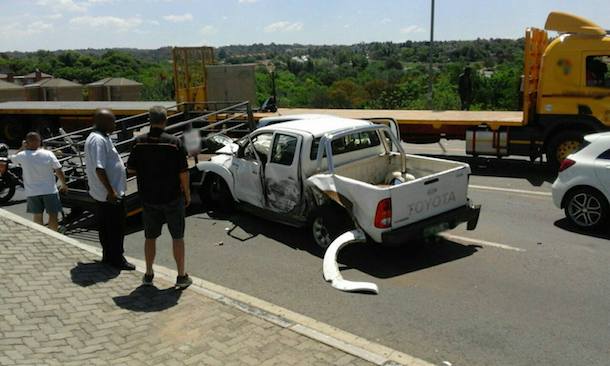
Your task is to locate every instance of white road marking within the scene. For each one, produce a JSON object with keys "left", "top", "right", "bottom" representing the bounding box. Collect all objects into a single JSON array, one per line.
[
  {"left": 440, "top": 233, "right": 526, "bottom": 252},
  {"left": 470, "top": 184, "right": 552, "bottom": 197}
]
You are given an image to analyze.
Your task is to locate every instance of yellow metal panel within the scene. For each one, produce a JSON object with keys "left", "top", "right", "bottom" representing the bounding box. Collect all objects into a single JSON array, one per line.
[
  {"left": 523, "top": 28, "right": 548, "bottom": 125},
  {"left": 545, "top": 12, "right": 605, "bottom": 36},
  {"left": 172, "top": 47, "right": 214, "bottom": 105}
]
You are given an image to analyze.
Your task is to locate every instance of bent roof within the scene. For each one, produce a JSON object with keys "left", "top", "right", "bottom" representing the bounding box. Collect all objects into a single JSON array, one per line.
[{"left": 259, "top": 117, "right": 373, "bottom": 137}]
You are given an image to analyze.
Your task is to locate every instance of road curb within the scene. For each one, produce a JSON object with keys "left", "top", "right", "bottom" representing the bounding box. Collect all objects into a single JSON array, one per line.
[{"left": 0, "top": 208, "right": 434, "bottom": 366}]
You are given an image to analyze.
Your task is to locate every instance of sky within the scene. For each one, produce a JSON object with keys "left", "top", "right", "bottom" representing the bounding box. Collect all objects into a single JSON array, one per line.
[{"left": 0, "top": 0, "right": 609, "bottom": 51}]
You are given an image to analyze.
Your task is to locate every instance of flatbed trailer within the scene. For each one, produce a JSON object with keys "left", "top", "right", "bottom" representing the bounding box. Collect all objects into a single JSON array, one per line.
[
  {"left": 254, "top": 108, "right": 537, "bottom": 156},
  {"left": 0, "top": 101, "right": 179, "bottom": 146},
  {"left": 255, "top": 108, "right": 526, "bottom": 140},
  {"left": 256, "top": 109, "right": 524, "bottom": 128},
  {"left": 0, "top": 101, "right": 178, "bottom": 116}
]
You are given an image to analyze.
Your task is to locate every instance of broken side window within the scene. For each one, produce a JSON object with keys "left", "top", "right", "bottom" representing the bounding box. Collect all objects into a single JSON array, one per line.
[
  {"left": 244, "top": 133, "right": 273, "bottom": 162},
  {"left": 271, "top": 134, "right": 298, "bottom": 166}
]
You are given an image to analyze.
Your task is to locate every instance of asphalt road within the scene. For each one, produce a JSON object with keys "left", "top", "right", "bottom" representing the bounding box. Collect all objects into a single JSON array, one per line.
[{"left": 5, "top": 141, "right": 610, "bottom": 366}]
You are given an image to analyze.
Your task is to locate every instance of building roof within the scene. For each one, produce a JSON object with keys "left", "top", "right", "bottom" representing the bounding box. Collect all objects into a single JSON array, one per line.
[
  {"left": 21, "top": 71, "right": 53, "bottom": 79},
  {"left": 0, "top": 80, "right": 25, "bottom": 90},
  {"left": 26, "top": 78, "right": 82, "bottom": 88},
  {"left": 87, "top": 77, "right": 142, "bottom": 87},
  {"left": 259, "top": 117, "right": 373, "bottom": 137}
]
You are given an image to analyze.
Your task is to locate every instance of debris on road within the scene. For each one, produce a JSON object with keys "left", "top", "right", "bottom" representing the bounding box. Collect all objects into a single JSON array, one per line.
[{"left": 323, "top": 229, "right": 379, "bottom": 294}]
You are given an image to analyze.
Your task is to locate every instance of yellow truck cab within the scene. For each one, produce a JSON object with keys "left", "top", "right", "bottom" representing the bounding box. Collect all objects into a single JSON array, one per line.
[{"left": 532, "top": 12, "right": 610, "bottom": 165}]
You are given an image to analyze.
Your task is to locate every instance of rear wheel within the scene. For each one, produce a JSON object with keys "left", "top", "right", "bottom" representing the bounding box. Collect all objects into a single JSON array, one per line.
[
  {"left": 547, "top": 130, "right": 585, "bottom": 169},
  {"left": 310, "top": 205, "right": 355, "bottom": 249},
  {"left": 564, "top": 187, "right": 609, "bottom": 230},
  {"left": 199, "top": 174, "right": 233, "bottom": 212}
]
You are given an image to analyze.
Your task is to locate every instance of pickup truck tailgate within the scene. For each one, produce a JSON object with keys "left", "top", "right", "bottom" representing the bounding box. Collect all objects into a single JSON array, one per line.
[{"left": 390, "top": 165, "right": 469, "bottom": 228}]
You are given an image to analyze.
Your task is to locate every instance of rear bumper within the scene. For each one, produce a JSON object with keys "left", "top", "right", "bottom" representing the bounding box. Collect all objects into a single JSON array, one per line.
[{"left": 381, "top": 203, "right": 481, "bottom": 246}]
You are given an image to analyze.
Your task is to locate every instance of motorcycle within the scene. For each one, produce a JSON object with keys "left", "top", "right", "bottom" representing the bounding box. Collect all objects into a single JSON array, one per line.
[{"left": 0, "top": 144, "right": 23, "bottom": 204}]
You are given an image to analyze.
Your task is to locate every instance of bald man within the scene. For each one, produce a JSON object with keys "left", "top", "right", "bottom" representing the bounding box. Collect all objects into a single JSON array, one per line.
[{"left": 84, "top": 109, "right": 134, "bottom": 270}]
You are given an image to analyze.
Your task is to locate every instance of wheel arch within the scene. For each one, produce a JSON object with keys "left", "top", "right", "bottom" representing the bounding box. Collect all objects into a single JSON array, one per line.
[
  {"left": 196, "top": 162, "right": 236, "bottom": 201},
  {"left": 560, "top": 184, "right": 608, "bottom": 209},
  {"left": 541, "top": 115, "right": 604, "bottom": 150}
]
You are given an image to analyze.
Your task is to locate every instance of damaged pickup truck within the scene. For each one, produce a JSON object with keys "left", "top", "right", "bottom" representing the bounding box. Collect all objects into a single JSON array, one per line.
[{"left": 196, "top": 117, "right": 481, "bottom": 248}]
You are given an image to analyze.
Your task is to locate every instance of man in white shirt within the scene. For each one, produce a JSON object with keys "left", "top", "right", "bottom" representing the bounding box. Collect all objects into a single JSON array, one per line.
[
  {"left": 84, "top": 109, "right": 134, "bottom": 271},
  {"left": 10, "top": 132, "right": 68, "bottom": 231}
]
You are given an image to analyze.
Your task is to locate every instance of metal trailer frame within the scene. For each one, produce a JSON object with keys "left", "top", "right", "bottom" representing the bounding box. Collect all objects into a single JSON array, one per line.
[{"left": 43, "top": 100, "right": 255, "bottom": 221}]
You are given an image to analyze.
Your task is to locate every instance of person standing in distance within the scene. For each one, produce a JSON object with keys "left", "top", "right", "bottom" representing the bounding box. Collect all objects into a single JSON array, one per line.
[
  {"left": 458, "top": 67, "right": 474, "bottom": 110},
  {"left": 85, "top": 108, "right": 135, "bottom": 270},
  {"left": 10, "top": 132, "right": 68, "bottom": 231},
  {"left": 127, "top": 106, "right": 192, "bottom": 290}
]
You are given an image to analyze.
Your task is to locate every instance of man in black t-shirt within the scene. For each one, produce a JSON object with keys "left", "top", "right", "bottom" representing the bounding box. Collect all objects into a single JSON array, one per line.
[{"left": 127, "top": 106, "right": 192, "bottom": 290}]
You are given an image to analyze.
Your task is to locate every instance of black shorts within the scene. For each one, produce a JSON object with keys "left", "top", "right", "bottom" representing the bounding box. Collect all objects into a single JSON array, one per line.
[{"left": 142, "top": 197, "right": 185, "bottom": 240}]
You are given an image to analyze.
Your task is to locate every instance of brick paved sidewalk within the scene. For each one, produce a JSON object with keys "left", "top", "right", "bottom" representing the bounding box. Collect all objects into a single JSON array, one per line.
[{"left": 0, "top": 214, "right": 373, "bottom": 366}]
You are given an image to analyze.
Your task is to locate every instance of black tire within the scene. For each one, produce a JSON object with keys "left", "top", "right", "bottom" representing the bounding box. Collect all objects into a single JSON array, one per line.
[
  {"left": 199, "top": 174, "right": 234, "bottom": 212},
  {"left": 564, "top": 187, "right": 609, "bottom": 230},
  {"left": 310, "top": 204, "right": 355, "bottom": 249},
  {"left": 2, "top": 122, "right": 27, "bottom": 148},
  {"left": 546, "top": 130, "right": 585, "bottom": 169},
  {"left": 0, "top": 176, "right": 16, "bottom": 204}
]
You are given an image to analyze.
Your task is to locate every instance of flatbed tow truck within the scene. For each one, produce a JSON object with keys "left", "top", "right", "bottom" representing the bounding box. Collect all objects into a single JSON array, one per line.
[
  {"left": 255, "top": 12, "right": 610, "bottom": 167},
  {"left": 45, "top": 100, "right": 255, "bottom": 220}
]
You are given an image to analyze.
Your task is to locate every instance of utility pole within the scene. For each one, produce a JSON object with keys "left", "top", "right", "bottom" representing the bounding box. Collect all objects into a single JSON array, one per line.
[{"left": 428, "top": 0, "right": 435, "bottom": 109}]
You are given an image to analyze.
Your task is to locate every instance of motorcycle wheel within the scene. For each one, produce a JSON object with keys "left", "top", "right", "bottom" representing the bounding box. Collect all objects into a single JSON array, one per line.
[{"left": 0, "top": 176, "right": 16, "bottom": 204}]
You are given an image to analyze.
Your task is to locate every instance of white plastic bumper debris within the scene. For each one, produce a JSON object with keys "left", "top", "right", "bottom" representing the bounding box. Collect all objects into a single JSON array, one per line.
[{"left": 322, "top": 229, "right": 379, "bottom": 294}]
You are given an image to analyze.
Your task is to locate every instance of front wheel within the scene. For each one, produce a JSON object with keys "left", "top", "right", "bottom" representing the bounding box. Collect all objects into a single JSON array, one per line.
[
  {"left": 546, "top": 131, "right": 585, "bottom": 169},
  {"left": 199, "top": 174, "right": 234, "bottom": 212},
  {"left": 564, "top": 188, "right": 609, "bottom": 230},
  {"left": 310, "top": 205, "right": 355, "bottom": 249},
  {"left": 0, "top": 176, "right": 16, "bottom": 204}
]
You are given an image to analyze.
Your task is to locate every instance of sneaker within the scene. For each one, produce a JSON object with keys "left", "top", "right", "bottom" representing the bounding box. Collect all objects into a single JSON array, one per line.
[
  {"left": 175, "top": 274, "right": 192, "bottom": 290},
  {"left": 142, "top": 273, "right": 154, "bottom": 286}
]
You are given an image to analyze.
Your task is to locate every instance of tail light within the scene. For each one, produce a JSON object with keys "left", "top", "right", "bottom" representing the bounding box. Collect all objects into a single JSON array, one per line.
[
  {"left": 558, "top": 158, "right": 576, "bottom": 172},
  {"left": 0, "top": 161, "right": 7, "bottom": 175},
  {"left": 374, "top": 198, "right": 392, "bottom": 228}
]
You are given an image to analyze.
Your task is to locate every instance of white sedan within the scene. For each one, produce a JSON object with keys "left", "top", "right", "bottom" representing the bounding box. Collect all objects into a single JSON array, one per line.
[{"left": 552, "top": 132, "right": 610, "bottom": 229}]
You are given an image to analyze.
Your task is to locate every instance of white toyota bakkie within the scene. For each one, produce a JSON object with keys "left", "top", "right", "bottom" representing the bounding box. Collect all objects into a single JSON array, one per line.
[{"left": 196, "top": 117, "right": 480, "bottom": 248}]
